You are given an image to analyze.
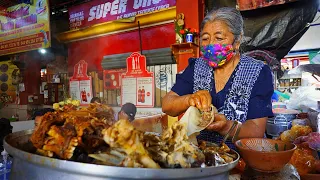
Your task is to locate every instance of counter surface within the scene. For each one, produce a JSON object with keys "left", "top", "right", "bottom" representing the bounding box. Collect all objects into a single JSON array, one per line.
[{"left": 11, "top": 120, "right": 34, "bottom": 133}]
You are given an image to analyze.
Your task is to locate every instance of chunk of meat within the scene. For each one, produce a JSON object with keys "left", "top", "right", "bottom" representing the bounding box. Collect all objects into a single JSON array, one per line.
[
  {"left": 145, "top": 122, "right": 205, "bottom": 168},
  {"left": 30, "top": 112, "right": 65, "bottom": 149},
  {"left": 42, "top": 122, "right": 78, "bottom": 159},
  {"left": 30, "top": 103, "right": 115, "bottom": 160},
  {"left": 103, "top": 119, "right": 160, "bottom": 168}
]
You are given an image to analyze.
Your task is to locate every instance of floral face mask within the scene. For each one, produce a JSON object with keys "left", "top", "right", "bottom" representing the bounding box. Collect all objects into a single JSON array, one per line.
[{"left": 200, "top": 44, "right": 235, "bottom": 68}]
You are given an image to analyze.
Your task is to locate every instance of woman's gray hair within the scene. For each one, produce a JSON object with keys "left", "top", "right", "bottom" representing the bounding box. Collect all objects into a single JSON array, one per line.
[{"left": 201, "top": 7, "right": 244, "bottom": 43}]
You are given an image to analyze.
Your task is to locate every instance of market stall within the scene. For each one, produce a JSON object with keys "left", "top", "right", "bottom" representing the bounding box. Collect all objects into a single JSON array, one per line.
[
  {"left": 3, "top": 103, "right": 240, "bottom": 180},
  {"left": 2, "top": 0, "right": 320, "bottom": 180},
  {"left": 3, "top": 94, "right": 320, "bottom": 179}
]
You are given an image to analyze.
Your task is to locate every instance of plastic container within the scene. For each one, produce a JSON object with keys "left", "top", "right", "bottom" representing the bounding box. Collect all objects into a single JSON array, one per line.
[
  {"left": 266, "top": 109, "right": 299, "bottom": 137},
  {"left": 0, "top": 165, "right": 11, "bottom": 180},
  {"left": 272, "top": 102, "right": 287, "bottom": 109},
  {"left": 0, "top": 150, "right": 12, "bottom": 180}
]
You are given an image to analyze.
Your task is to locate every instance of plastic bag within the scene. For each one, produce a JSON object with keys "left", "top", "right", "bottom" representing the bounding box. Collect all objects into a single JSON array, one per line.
[
  {"left": 294, "top": 132, "right": 320, "bottom": 151},
  {"left": 292, "top": 119, "right": 311, "bottom": 127},
  {"left": 287, "top": 86, "right": 320, "bottom": 111}
]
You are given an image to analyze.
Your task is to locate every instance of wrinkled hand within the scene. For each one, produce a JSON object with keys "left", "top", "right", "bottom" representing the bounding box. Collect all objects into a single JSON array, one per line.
[
  {"left": 206, "top": 114, "right": 228, "bottom": 132},
  {"left": 188, "top": 90, "right": 212, "bottom": 112}
]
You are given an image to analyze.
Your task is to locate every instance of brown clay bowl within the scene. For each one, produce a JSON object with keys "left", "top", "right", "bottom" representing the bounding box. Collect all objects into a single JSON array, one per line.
[{"left": 235, "top": 138, "right": 297, "bottom": 173}]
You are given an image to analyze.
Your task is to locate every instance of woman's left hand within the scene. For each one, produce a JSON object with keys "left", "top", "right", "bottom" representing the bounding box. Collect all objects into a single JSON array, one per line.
[
  {"left": 206, "top": 115, "right": 268, "bottom": 138},
  {"left": 206, "top": 113, "right": 228, "bottom": 132}
]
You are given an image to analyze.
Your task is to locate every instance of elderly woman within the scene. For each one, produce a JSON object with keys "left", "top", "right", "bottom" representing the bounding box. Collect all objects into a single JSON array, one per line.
[{"left": 162, "top": 7, "right": 273, "bottom": 149}]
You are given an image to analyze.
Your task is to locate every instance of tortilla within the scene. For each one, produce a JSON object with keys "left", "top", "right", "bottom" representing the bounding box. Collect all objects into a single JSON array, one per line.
[{"left": 180, "top": 105, "right": 218, "bottom": 137}]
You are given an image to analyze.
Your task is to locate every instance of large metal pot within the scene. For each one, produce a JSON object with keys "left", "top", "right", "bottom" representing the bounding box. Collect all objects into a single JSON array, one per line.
[
  {"left": 4, "top": 130, "right": 239, "bottom": 180},
  {"left": 266, "top": 111, "right": 299, "bottom": 137},
  {"left": 266, "top": 120, "right": 289, "bottom": 137}
]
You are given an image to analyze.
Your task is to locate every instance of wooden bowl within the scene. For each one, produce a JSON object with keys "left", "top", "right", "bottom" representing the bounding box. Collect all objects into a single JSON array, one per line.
[{"left": 235, "top": 138, "right": 297, "bottom": 173}]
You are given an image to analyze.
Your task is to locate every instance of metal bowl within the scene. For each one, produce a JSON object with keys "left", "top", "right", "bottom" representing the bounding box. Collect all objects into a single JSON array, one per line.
[{"left": 4, "top": 130, "right": 239, "bottom": 180}]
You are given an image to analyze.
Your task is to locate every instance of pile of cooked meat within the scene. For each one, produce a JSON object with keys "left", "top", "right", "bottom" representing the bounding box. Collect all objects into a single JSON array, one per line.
[{"left": 30, "top": 103, "right": 237, "bottom": 168}]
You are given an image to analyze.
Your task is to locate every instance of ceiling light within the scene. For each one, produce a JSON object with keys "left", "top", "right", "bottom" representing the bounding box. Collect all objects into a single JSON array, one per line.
[
  {"left": 52, "top": 12, "right": 55, "bottom": 15},
  {"left": 62, "top": 9, "right": 68, "bottom": 13},
  {"left": 39, "top": 49, "right": 46, "bottom": 54}
]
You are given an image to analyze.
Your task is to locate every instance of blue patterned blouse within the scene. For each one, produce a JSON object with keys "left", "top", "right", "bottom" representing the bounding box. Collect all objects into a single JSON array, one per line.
[{"left": 171, "top": 55, "right": 274, "bottom": 150}]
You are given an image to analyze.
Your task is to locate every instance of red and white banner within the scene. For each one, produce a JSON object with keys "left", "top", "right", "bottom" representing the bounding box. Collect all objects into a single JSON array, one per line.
[
  {"left": 121, "top": 52, "right": 154, "bottom": 107},
  {"left": 69, "top": 60, "right": 93, "bottom": 105},
  {"left": 68, "top": 0, "right": 176, "bottom": 29}
]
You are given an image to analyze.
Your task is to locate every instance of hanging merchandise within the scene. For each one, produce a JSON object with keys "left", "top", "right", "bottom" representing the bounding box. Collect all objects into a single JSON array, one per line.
[
  {"left": 69, "top": 60, "right": 93, "bottom": 105},
  {"left": 121, "top": 52, "right": 155, "bottom": 107}
]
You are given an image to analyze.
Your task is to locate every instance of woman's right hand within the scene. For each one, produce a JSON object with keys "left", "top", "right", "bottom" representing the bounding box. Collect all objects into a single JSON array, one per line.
[{"left": 188, "top": 90, "right": 212, "bottom": 111}]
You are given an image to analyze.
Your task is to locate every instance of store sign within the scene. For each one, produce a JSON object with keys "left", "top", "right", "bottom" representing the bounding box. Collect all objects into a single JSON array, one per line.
[
  {"left": 237, "top": 0, "right": 299, "bottom": 11},
  {"left": 0, "top": 0, "right": 51, "bottom": 56},
  {"left": 121, "top": 52, "right": 154, "bottom": 107},
  {"left": 103, "top": 69, "right": 126, "bottom": 89},
  {"left": 70, "top": 60, "right": 93, "bottom": 105},
  {"left": 68, "top": 0, "right": 176, "bottom": 29}
]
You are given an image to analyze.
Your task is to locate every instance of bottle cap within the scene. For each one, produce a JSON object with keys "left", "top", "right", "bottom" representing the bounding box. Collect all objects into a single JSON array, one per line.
[{"left": 1, "top": 150, "right": 8, "bottom": 156}]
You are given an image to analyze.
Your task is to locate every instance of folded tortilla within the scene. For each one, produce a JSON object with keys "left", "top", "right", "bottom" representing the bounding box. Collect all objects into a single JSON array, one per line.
[{"left": 180, "top": 106, "right": 217, "bottom": 137}]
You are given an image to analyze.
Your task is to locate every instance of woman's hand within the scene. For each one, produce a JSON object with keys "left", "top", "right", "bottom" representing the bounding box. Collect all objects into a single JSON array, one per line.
[
  {"left": 206, "top": 115, "right": 268, "bottom": 139},
  {"left": 188, "top": 90, "right": 212, "bottom": 111},
  {"left": 162, "top": 90, "right": 212, "bottom": 117},
  {"left": 206, "top": 113, "right": 228, "bottom": 132}
]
